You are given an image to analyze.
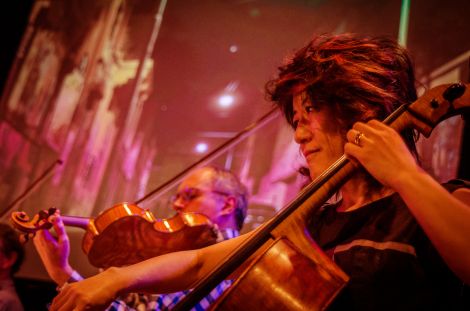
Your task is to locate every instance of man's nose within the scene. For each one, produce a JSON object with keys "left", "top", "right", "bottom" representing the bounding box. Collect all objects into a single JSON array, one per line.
[{"left": 172, "top": 197, "right": 186, "bottom": 211}]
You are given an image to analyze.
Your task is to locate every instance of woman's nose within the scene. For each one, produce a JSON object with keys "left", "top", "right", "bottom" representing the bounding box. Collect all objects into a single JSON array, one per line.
[{"left": 294, "top": 122, "right": 312, "bottom": 144}]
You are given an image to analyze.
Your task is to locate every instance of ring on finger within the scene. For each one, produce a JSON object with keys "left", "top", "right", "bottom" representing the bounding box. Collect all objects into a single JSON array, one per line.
[{"left": 354, "top": 132, "right": 365, "bottom": 146}]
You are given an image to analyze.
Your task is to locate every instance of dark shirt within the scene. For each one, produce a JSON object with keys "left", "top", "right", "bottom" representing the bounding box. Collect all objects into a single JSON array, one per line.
[
  {"left": 0, "top": 279, "right": 24, "bottom": 311},
  {"left": 308, "top": 180, "right": 469, "bottom": 311}
]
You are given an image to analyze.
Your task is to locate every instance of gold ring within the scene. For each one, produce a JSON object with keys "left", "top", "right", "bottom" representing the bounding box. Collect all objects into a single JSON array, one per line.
[{"left": 354, "top": 132, "right": 364, "bottom": 146}]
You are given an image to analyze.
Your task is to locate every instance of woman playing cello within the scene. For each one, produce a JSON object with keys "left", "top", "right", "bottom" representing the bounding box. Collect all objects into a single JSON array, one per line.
[{"left": 48, "top": 33, "right": 470, "bottom": 311}]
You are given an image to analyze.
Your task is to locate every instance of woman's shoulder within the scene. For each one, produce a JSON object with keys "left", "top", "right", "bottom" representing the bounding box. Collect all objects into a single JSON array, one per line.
[
  {"left": 442, "top": 178, "right": 470, "bottom": 191},
  {"left": 444, "top": 179, "right": 470, "bottom": 205}
]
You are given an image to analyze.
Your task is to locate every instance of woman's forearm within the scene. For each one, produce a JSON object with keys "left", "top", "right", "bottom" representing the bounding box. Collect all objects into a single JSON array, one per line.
[
  {"left": 104, "top": 232, "right": 253, "bottom": 296},
  {"left": 393, "top": 170, "right": 470, "bottom": 283},
  {"left": 111, "top": 248, "right": 201, "bottom": 295}
]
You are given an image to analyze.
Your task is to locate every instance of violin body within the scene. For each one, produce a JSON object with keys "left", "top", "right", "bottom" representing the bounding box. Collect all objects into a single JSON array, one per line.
[
  {"left": 83, "top": 203, "right": 218, "bottom": 268},
  {"left": 11, "top": 202, "right": 218, "bottom": 268}
]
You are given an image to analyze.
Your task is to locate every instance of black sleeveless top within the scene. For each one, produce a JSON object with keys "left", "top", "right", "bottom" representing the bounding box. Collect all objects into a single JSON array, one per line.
[{"left": 307, "top": 179, "right": 469, "bottom": 311}]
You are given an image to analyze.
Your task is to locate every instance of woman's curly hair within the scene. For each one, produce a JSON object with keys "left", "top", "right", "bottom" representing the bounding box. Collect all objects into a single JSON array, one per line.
[{"left": 266, "top": 33, "right": 419, "bottom": 190}]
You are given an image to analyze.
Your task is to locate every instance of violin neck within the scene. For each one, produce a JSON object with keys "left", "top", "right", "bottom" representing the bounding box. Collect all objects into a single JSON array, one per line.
[{"left": 61, "top": 215, "right": 90, "bottom": 230}]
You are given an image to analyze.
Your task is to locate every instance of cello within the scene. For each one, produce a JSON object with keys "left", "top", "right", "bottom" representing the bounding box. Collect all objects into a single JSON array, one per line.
[{"left": 169, "top": 83, "right": 470, "bottom": 310}]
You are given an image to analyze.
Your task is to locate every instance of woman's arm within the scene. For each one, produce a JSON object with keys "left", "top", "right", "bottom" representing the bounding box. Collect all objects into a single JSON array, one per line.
[
  {"left": 388, "top": 172, "right": 470, "bottom": 283},
  {"left": 49, "top": 231, "right": 253, "bottom": 311},
  {"left": 345, "top": 120, "right": 470, "bottom": 284}
]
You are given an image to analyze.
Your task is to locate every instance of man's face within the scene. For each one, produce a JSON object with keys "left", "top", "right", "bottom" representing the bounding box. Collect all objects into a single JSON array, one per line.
[{"left": 171, "top": 168, "right": 230, "bottom": 224}]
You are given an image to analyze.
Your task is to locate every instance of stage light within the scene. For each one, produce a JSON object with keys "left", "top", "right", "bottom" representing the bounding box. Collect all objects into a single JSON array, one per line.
[
  {"left": 218, "top": 94, "right": 234, "bottom": 108},
  {"left": 195, "top": 142, "right": 208, "bottom": 153},
  {"left": 229, "top": 45, "right": 238, "bottom": 53}
]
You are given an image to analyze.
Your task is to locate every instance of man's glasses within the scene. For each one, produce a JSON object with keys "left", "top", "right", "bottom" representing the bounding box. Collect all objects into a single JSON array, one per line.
[{"left": 170, "top": 187, "right": 230, "bottom": 205}]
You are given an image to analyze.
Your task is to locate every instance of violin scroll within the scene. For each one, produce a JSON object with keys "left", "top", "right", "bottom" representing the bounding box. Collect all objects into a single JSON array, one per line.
[{"left": 10, "top": 207, "right": 58, "bottom": 242}]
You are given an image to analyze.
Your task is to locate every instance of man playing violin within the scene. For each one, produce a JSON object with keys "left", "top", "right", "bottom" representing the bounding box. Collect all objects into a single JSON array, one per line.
[
  {"left": 46, "top": 33, "right": 470, "bottom": 311},
  {"left": 34, "top": 165, "right": 248, "bottom": 310}
]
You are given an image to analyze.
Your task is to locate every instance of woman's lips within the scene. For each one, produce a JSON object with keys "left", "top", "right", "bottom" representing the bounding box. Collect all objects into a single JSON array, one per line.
[{"left": 303, "top": 148, "right": 320, "bottom": 159}]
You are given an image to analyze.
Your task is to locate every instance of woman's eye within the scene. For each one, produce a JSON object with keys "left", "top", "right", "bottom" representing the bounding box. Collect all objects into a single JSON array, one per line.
[{"left": 304, "top": 105, "right": 314, "bottom": 113}]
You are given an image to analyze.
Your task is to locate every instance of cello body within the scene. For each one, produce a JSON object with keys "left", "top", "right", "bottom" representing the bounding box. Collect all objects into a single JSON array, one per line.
[{"left": 211, "top": 238, "right": 347, "bottom": 310}]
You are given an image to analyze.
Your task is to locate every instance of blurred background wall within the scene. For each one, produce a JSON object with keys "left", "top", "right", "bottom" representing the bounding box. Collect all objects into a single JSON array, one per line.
[{"left": 0, "top": 1, "right": 469, "bottom": 309}]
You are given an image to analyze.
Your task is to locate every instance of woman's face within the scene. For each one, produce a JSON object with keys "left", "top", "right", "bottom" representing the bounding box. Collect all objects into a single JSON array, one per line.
[{"left": 292, "top": 91, "right": 345, "bottom": 180}]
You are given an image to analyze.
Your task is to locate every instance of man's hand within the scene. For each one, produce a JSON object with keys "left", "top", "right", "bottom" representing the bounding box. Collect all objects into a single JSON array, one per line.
[{"left": 33, "top": 211, "right": 74, "bottom": 286}]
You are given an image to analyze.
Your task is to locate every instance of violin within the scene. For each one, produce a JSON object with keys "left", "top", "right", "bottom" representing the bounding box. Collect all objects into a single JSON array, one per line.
[
  {"left": 10, "top": 202, "right": 218, "bottom": 268},
  {"left": 171, "top": 83, "right": 470, "bottom": 310}
]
